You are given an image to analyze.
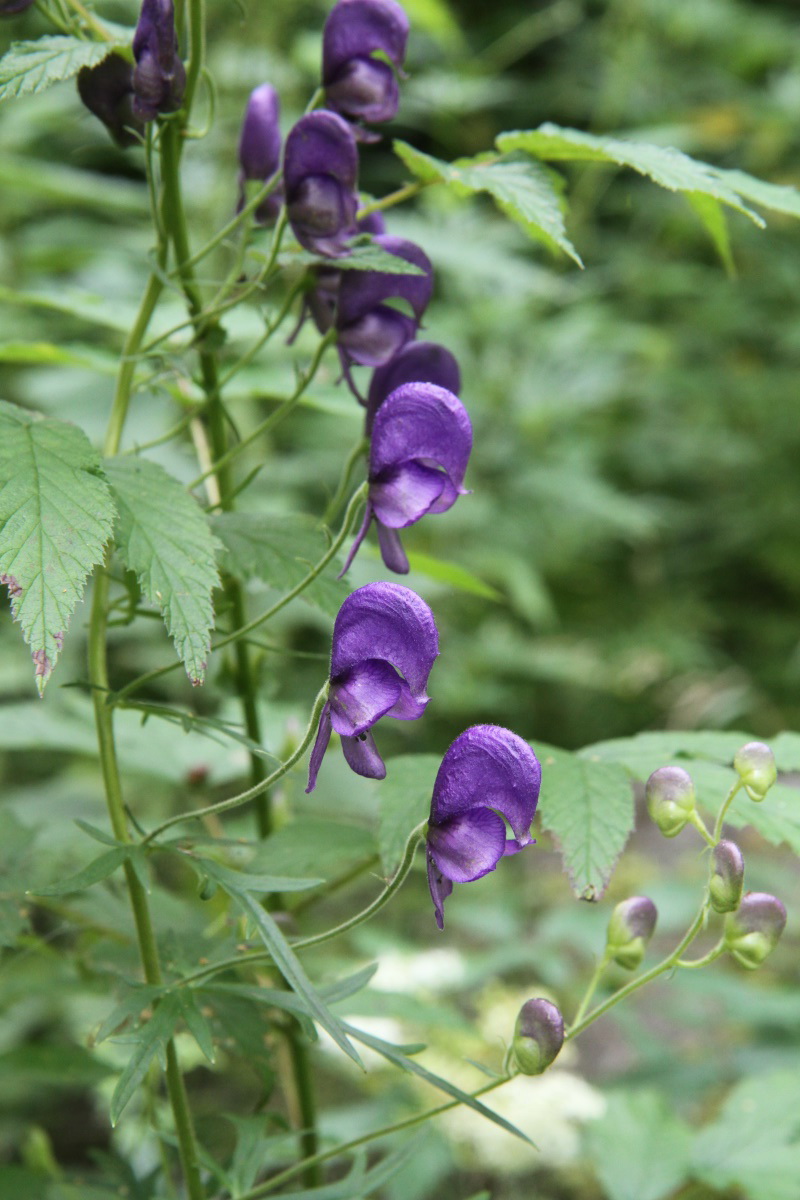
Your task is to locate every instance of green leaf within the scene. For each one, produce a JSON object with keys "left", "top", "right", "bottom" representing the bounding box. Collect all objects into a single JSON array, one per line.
[
  {"left": 110, "top": 993, "right": 182, "bottom": 1125},
  {"left": 585, "top": 1090, "right": 692, "bottom": 1200},
  {"left": 378, "top": 754, "right": 440, "bottom": 874},
  {"left": 210, "top": 511, "right": 348, "bottom": 617},
  {"left": 692, "top": 1070, "right": 800, "bottom": 1200},
  {"left": 497, "top": 124, "right": 766, "bottom": 226},
  {"left": 687, "top": 193, "right": 735, "bottom": 276},
  {"left": 537, "top": 745, "right": 634, "bottom": 899},
  {"left": 31, "top": 846, "right": 129, "bottom": 896},
  {"left": 249, "top": 819, "right": 377, "bottom": 885},
  {"left": 0, "top": 810, "right": 37, "bottom": 946},
  {"left": 406, "top": 551, "right": 502, "bottom": 601},
  {"left": 104, "top": 457, "right": 220, "bottom": 685},
  {"left": 0, "top": 400, "right": 116, "bottom": 693},
  {"left": 394, "top": 140, "right": 582, "bottom": 264},
  {"left": 0, "top": 342, "right": 118, "bottom": 373},
  {"left": 276, "top": 1139, "right": 422, "bottom": 1200},
  {"left": 0, "top": 37, "right": 115, "bottom": 104},
  {"left": 294, "top": 241, "right": 428, "bottom": 275},
  {"left": 178, "top": 991, "right": 216, "bottom": 1063},
  {"left": 94, "top": 984, "right": 164, "bottom": 1045},
  {"left": 202, "top": 865, "right": 362, "bottom": 1069},
  {"left": 716, "top": 168, "right": 800, "bottom": 219},
  {"left": 192, "top": 858, "right": 324, "bottom": 894}
]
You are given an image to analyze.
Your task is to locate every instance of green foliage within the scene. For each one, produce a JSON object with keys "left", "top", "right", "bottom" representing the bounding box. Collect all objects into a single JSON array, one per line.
[
  {"left": 0, "top": 400, "right": 116, "bottom": 692},
  {"left": 584, "top": 1090, "right": 693, "bottom": 1200},
  {"left": 378, "top": 754, "right": 440, "bottom": 873},
  {"left": 0, "top": 37, "right": 117, "bottom": 104},
  {"left": 110, "top": 992, "right": 182, "bottom": 1126},
  {"left": 104, "top": 457, "right": 220, "bottom": 685}
]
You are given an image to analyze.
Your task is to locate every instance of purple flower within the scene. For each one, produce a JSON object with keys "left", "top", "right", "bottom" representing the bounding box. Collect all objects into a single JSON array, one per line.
[
  {"left": 342, "top": 382, "right": 472, "bottom": 575},
  {"left": 78, "top": 54, "right": 144, "bottom": 148},
  {"left": 237, "top": 84, "right": 283, "bottom": 224},
  {"left": 132, "top": 0, "right": 185, "bottom": 121},
  {"left": 366, "top": 340, "right": 461, "bottom": 433},
  {"left": 322, "top": 0, "right": 409, "bottom": 129},
  {"left": 426, "top": 725, "right": 541, "bottom": 930},
  {"left": 284, "top": 111, "right": 359, "bottom": 257},
  {"left": 306, "top": 211, "right": 389, "bottom": 336},
  {"left": 337, "top": 234, "right": 433, "bottom": 370},
  {"left": 306, "top": 582, "right": 438, "bottom": 792}
]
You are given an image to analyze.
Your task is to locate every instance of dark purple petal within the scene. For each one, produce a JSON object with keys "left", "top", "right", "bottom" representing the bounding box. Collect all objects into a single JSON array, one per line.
[
  {"left": 376, "top": 522, "right": 409, "bottom": 573},
  {"left": 78, "top": 54, "right": 143, "bottom": 148},
  {"left": 287, "top": 174, "right": 358, "bottom": 256},
  {"left": 367, "top": 341, "right": 461, "bottom": 432},
  {"left": 370, "top": 382, "right": 472, "bottom": 502},
  {"left": 427, "top": 855, "right": 453, "bottom": 931},
  {"left": 329, "top": 657, "right": 402, "bottom": 736},
  {"left": 238, "top": 84, "right": 281, "bottom": 181},
  {"left": 340, "top": 729, "right": 387, "bottom": 778},
  {"left": 385, "top": 678, "right": 428, "bottom": 720},
  {"left": 337, "top": 306, "right": 416, "bottom": 367},
  {"left": 132, "top": 0, "right": 184, "bottom": 120},
  {"left": 305, "top": 703, "right": 333, "bottom": 793},
  {"left": 330, "top": 582, "right": 438, "bottom": 701},
  {"left": 323, "top": 0, "right": 409, "bottom": 80},
  {"left": 358, "top": 210, "right": 387, "bottom": 236},
  {"left": 337, "top": 235, "right": 433, "bottom": 328},
  {"left": 430, "top": 725, "right": 541, "bottom": 845},
  {"left": 284, "top": 110, "right": 358, "bottom": 194},
  {"left": 427, "top": 807, "right": 508, "bottom": 883},
  {"left": 370, "top": 461, "right": 446, "bottom": 528},
  {"left": 326, "top": 56, "right": 399, "bottom": 124}
]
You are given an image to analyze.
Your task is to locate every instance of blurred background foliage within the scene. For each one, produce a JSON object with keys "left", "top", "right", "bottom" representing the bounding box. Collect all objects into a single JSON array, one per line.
[{"left": 1, "top": 0, "right": 800, "bottom": 1197}]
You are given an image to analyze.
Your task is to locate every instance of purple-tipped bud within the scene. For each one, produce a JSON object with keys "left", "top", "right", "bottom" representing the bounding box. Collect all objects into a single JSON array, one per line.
[
  {"left": 709, "top": 840, "right": 745, "bottom": 914},
  {"left": 1, "top": 0, "right": 35, "bottom": 14},
  {"left": 724, "top": 892, "right": 786, "bottom": 970},
  {"left": 645, "top": 765, "right": 696, "bottom": 838},
  {"left": 606, "top": 896, "right": 657, "bottom": 970},
  {"left": 733, "top": 741, "right": 777, "bottom": 803},
  {"left": 78, "top": 54, "right": 144, "bottom": 148},
  {"left": 322, "top": 0, "right": 409, "bottom": 127},
  {"left": 512, "top": 998, "right": 564, "bottom": 1076},
  {"left": 284, "top": 111, "right": 359, "bottom": 257},
  {"left": 237, "top": 84, "right": 283, "bottom": 223},
  {"left": 132, "top": 0, "right": 185, "bottom": 121},
  {"left": 366, "top": 341, "right": 461, "bottom": 433}
]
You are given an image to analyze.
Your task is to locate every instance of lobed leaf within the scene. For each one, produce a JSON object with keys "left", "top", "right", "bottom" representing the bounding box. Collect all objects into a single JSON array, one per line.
[
  {"left": 104, "top": 457, "right": 220, "bottom": 685},
  {"left": 31, "top": 846, "right": 130, "bottom": 896},
  {"left": 0, "top": 400, "right": 116, "bottom": 692},
  {"left": 110, "top": 993, "right": 182, "bottom": 1125},
  {"left": 584, "top": 1090, "right": 692, "bottom": 1200},
  {"left": 0, "top": 37, "right": 116, "bottom": 104}
]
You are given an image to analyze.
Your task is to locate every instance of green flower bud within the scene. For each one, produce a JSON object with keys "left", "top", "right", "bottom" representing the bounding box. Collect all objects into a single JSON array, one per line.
[
  {"left": 512, "top": 998, "right": 565, "bottom": 1076},
  {"left": 733, "top": 742, "right": 777, "bottom": 803},
  {"left": 709, "top": 840, "right": 744, "bottom": 914},
  {"left": 606, "top": 896, "right": 658, "bottom": 970},
  {"left": 645, "top": 766, "right": 695, "bottom": 837},
  {"left": 724, "top": 892, "right": 786, "bottom": 970}
]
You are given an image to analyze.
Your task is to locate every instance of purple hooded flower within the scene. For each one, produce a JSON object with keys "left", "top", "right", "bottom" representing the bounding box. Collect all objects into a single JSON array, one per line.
[
  {"left": 237, "top": 84, "right": 283, "bottom": 224},
  {"left": 132, "top": 0, "right": 186, "bottom": 121},
  {"left": 366, "top": 340, "right": 461, "bottom": 433},
  {"left": 337, "top": 234, "right": 433, "bottom": 371},
  {"left": 427, "top": 726, "right": 541, "bottom": 929},
  {"left": 342, "top": 382, "right": 472, "bottom": 575},
  {"left": 284, "top": 110, "right": 359, "bottom": 258},
  {"left": 307, "top": 211, "right": 388, "bottom": 336},
  {"left": 306, "top": 582, "right": 438, "bottom": 792},
  {"left": 322, "top": 0, "right": 409, "bottom": 128},
  {"left": 78, "top": 54, "right": 144, "bottom": 148}
]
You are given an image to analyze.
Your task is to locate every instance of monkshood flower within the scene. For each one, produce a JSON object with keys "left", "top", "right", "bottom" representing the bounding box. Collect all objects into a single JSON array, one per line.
[
  {"left": 307, "top": 211, "right": 388, "bottom": 335},
  {"left": 78, "top": 54, "right": 144, "bottom": 148},
  {"left": 132, "top": 0, "right": 185, "bottom": 121},
  {"left": 237, "top": 84, "right": 283, "bottom": 224},
  {"left": 337, "top": 233, "right": 433, "bottom": 371},
  {"left": 645, "top": 765, "right": 696, "bottom": 838},
  {"left": 284, "top": 111, "right": 359, "bottom": 257},
  {"left": 322, "top": 0, "right": 409, "bottom": 130},
  {"left": 709, "top": 840, "right": 745, "bottom": 914},
  {"left": 306, "top": 582, "right": 438, "bottom": 792},
  {"left": 426, "top": 725, "right": 542, "bottom": 930},
  {"left": 605, "top": 896, "right": 657, "bottom": 970},
  {"left": 342, "top": 382, "right": 472, "bottom": 575},
  {"left": 724, "top": 892, "right": 786, "bottom": 970},
  {"left": 733, "top": 740, "right": 777, "bottom": 802},
  {"left": 366, "top": 340, "right": 461, "bottom": 433},
  {"left": 512, "top": 998, "right": 565, "bottom": 1076}
]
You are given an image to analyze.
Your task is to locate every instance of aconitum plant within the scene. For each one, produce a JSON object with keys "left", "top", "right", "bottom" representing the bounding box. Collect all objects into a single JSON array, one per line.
[{"left": 0, "top": 0, "right": 798, "bottom": 1196}]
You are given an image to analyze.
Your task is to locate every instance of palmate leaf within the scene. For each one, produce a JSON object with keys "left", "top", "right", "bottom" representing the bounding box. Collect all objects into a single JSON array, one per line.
[
  {"left": 0, "top": 400, "right": 116, "bottom": 693},
  {"left": 110, "top": 993, "right": 182, "bottom": 1126},
  {"left": 394, "top": 140, "right": 582, "bottom": 265},
  {"left": 104, "top": 457, "right": 220, "bottom": 685},
  {"left": 0, "top": 37, "right": 116, "bottom": 104}
]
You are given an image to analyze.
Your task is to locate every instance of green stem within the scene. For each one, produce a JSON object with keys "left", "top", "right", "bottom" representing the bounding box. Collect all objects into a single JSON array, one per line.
[
  {"left": 713, "top": 780, "right": 742, "bottom": 842},
  {"left": 324, "top": 436, "right": 368, "bottom": 525},
  {"left": 677, "top": 941, "right": 725, "bottom": 969},
  {"left": 687, "top": 808, "right": 716, "bottom": 848},
  {"left": 571, "top": 951, "right": 611, "bottom": 1027},
  {"left": 105, "top": 272, "right": 165, "bottom": 457},
  {"left": 357, "top": 182, "right": 427, "bottom": 219},
  {"left": 173, "top": 177, "right": 282, "bottom": 278}
]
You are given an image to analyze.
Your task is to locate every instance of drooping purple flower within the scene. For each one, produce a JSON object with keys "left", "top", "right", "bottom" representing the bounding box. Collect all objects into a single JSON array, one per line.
[
  {"left": 426, "top": 725, "right": 541, "bottom": 930},
  {"left": 284, "top": 111, "right": 359, "bottom": 257},
  {"left": 78, "top": 54, "right": 144, "bottom": 148},
  {"left": 337, "top": 234, "right": 433, "bottom": 371},
  {"left": 306, "top": 582, "right": 438, "bottom": 792},
  {"left": 132, "top": 0, "right": 185, "bottom": 121},
  {"left": 342, "top": 382, "right": 472, "bottom": 575},
  {"left": 307, "top": 211, "right": 389, "bottom": 335},
  {"left": 366, "top": 340, "right": 461, "bottom": 433},
  {"left": 322, "top": 0, "right": 409, "bottom": 129},
  {"left": 237, "top": 84, "right": 283, "bottom": 224},
  {"left": 1, "top": 0, "right": 35, "bottom": 15}
]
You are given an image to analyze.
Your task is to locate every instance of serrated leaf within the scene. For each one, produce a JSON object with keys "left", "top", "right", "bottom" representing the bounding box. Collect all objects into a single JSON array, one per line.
[
  {"left": 716, "top": 168, "right": 800, "bottom": 219},
  {"left": 378, "top": 754, "right": 440, "bottom": 874},
  {"left": 537, "top": 746, "right": 633, "bottom": 899},
  {"left": 110, "top": 993, "right": 182, "bottom": 1125},
  {"left": 497, "top": 124, "right": 766, "bottom": 227},
  {"left": 32, "top": 846, "right": 129, "bottom": 896},
  {"left": 0, "top": 37, "right": 115, "bottom": 104},
  {"left": 210, "top": 511, "right": 348, "bottom": 617},
  {"left": 585, "top": 1090, "right": 692, "bottom": 1200},
  {"left": 394, "top": 140, "right": 582, "bottom": 264},
  {"left": 0, "top": 400, "right": 116, "bottom": 692},
  {"left": 293, "top": 241, "right": 427, "bottom": 275},
  {"left": 104, "top": 457, "right": 220, "bottom": 685}
]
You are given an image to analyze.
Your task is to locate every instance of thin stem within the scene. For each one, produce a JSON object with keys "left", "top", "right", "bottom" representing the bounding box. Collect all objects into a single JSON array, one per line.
[
  {"left": 357, "top": 182, "right": 426, "bottom": 219},
  {"left": 105, "top": 273, "right": 165, "bottom": 457},
  {"left": 677, "top": 941, "right": 725, "bottom": 969},
  {"left": 63, "top": 0, "right": 114, "bottom": 39},
  {"left": 571, "top": 951, "right": 611, "bottom": 1027},
  {"left": 174, "top": 177, "right": 281, "bottom": 277},
  {"left": 217, "top": 274, "right": 305, "bottom": 389},
  {"left": 713, "top": 780, "right": 742, "bottom": 842},
  {"left": 687, "top": 808, "right": 716, "bottom": 848},
  {"left": 324, "top": 436, "right": 368, "bottom": 525}
]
